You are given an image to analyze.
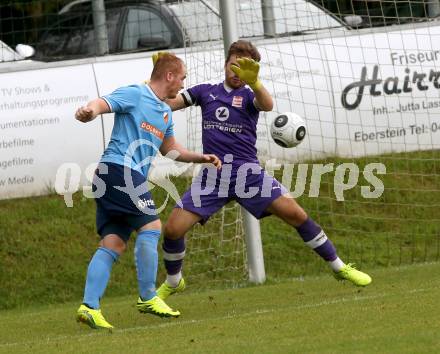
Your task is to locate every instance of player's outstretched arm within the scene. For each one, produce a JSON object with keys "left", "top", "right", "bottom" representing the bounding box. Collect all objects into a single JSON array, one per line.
[
  {"left": 75, "top": 98, "right": 110, "bottom": 123},
  {"left": 165, "top": 94, "right": 187, "bottom": 112},
  {"left": 231, "top": 57, "right": 273, "bottom": 112},
  {"left": 160, "top": 136, "right": 222, "bottom": 169},
  {"left": 252, "top": 84, "right": 274, "bottom": 112}
]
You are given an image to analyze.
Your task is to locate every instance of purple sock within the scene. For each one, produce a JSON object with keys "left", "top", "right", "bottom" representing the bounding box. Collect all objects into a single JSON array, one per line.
[
  {"left": 162, "top": 237, "right": 185, "bottom": 275},
  {"left": 295, "top": 217, "right": 337, "bottom": 261}
]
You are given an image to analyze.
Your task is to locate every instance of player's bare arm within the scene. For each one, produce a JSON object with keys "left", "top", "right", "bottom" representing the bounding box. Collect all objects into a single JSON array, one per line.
[
  {"left": 160, "top": 136, "right": 222, "bottom": 169},
  {"left": 75, "top": 98, "right": 110, "bottom": 123},
  {"left": 252, "top": 84, "right": 274, "bottom": 112},
  {"left": 165, "top": 94, "right": 187, "bottom": 111}
]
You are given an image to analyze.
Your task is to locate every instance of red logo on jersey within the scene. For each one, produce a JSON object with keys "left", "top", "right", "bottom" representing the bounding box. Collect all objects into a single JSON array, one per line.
[
  {"left": 140, "top": 121, "right": 164, "bottom": 140},
  {"left": 232, "top": 96, "right": 243, "bottom": 108},
  {"left": 163, "top": 112, "right": 169, "bottom": 124}
]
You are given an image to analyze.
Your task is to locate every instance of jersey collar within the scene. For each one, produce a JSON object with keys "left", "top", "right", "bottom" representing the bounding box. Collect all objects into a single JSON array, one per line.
[
  {"left": 145, "top": 83, "right": 166, "bottom": 108},
  {"left": 223, "top": 81, "right": 234, "bottom": 93}
]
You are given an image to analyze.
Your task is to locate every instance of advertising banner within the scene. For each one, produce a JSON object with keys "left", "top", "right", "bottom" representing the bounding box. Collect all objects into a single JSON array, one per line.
[
  {"left": 324, "top": 26, "right": 440, "bottom": 157},
  {"left": 0, "top": 65, "right": 102, "bottom": 198}
]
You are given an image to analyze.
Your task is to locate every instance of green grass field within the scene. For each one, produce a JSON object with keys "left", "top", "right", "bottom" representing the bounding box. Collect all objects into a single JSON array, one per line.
[
  {"left": 1, "top": 262, "right": 439, "bottom": 354},
  {"left": 1, "top": 150, "right": 439, "bottom": 352}
]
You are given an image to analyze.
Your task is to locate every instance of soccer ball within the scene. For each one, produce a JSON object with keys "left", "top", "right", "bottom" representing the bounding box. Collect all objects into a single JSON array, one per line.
[{"left": 270, "top": 112, "right": 306, "bottom": 148}]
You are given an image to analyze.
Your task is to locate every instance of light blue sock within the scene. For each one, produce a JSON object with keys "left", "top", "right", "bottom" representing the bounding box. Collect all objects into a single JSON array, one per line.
[
  {"left": 83, "top": 247, "right": 119, "bottom": 309},
  {"left": 135, "top": 229, "right": 161, "bottom": 301}
]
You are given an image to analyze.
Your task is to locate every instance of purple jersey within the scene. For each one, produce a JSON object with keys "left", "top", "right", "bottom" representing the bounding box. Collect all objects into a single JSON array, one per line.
[
  {"left": 182, "top": 82, "right": 260, "bottom": 164},
  {"left": 176, "top": 83, "right": 288, "bottom": 223}
]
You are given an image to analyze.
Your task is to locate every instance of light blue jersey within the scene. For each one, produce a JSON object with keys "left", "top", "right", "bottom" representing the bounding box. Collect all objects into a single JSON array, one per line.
[{"left": 101, "top": 84, "right": 174, "bottom": 177}]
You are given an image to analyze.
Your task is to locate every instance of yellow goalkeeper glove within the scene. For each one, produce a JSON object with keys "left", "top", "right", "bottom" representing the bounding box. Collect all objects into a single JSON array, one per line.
[
  {"left": 152, "top": 51, "right": 169, "bottom": 66},
  {"left": 230, "top": 57, "right": 262, "bottom": 91}
]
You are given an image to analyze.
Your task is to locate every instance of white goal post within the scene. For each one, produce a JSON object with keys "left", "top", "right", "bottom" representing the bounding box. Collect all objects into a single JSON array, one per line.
[{"left": 218, "top": 0, "right": 267, "bottom": 284}]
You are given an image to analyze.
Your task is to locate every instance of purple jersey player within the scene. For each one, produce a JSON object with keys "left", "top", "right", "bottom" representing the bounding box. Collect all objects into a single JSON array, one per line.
[{"left": 154, "top": 41, "right": 372, "bottom": 302}]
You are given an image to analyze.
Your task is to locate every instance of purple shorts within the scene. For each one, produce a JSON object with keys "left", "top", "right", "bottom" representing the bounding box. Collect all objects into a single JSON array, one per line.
[{"left": 177, "top": 163, "right": 288, "bottom": 224}]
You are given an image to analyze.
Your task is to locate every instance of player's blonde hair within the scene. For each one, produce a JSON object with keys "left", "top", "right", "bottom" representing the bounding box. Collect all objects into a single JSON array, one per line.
[
  {"left": 226, "top": 40, "right": 261, "bottom": 63},
  {"left": 151, "top": 53, "right": 184, "bottom": 80}
]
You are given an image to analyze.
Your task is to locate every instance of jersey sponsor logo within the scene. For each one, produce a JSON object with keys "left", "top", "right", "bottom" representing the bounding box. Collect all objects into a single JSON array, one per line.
[
  {"left": 140, "top": 121, "right": 164, "bottom": 140},
  {"left": 209, "top": 93, "right": 218, "bottom": 100},
  {"left": 163, "top": 112, "right": 169, "bottom": 124},
  {"left": 232, "top": 95, "right": 243, "bottom": 108},
  {"left": 215, "top": 106, "right": 229, "bottom": 121},
  {"left": 203, "top": 121, "right": 242, "bottom": 133}
]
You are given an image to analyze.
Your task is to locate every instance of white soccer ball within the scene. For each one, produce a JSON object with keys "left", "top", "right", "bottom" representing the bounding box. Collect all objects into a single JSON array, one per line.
[{"left": 270, "top": 112, "right": 306, "bottom": 148}]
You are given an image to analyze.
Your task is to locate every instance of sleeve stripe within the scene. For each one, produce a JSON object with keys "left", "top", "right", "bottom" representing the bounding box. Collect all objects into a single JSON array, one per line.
[
  {"left": 101, "top": 97, "right": 113, "bottom": 112},
  {"left": 182, "top": 90, "right": 196, "bottom": 106},
  {"left": 181, "top": 92, "right": 191, "bottom": 107},
  {"left": 188, "top": 90, "right": 196, "bottom": 105}
]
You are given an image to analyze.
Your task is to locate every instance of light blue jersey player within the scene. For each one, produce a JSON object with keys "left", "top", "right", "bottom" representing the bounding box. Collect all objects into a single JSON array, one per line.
[{"left": 74, "top": 53, "right": 221, "bottom": 330}]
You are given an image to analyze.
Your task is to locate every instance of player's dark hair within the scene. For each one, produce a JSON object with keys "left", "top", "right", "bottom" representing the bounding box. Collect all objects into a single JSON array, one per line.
[
  {"left": 226, "top": 40, "right": 261, "bottom": 62},
  {"left": 151, "top": 53, "right": 184, "bottom": 80}
]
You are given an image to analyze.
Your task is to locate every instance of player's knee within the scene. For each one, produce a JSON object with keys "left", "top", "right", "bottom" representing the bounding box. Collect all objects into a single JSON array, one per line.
[
  {"left": 291, "top": 208, "right": 308, "bottom": 226},
  {"left": 100, "top": 235, "right": 127, "bottom": 255},
  {"left": 163, "top": 222, "right": 182, "bottom": 240},
  {"left": 283, "top": 201, "right": 307, "bottom": 224},
  {"left": 115, "top": 243, "right": 127, "bottom": 254}
]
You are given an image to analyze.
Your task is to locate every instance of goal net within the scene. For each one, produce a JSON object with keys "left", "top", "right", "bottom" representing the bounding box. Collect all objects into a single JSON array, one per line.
[{"left": 169, "top": 0, "right": 440, "bottom": 286}]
